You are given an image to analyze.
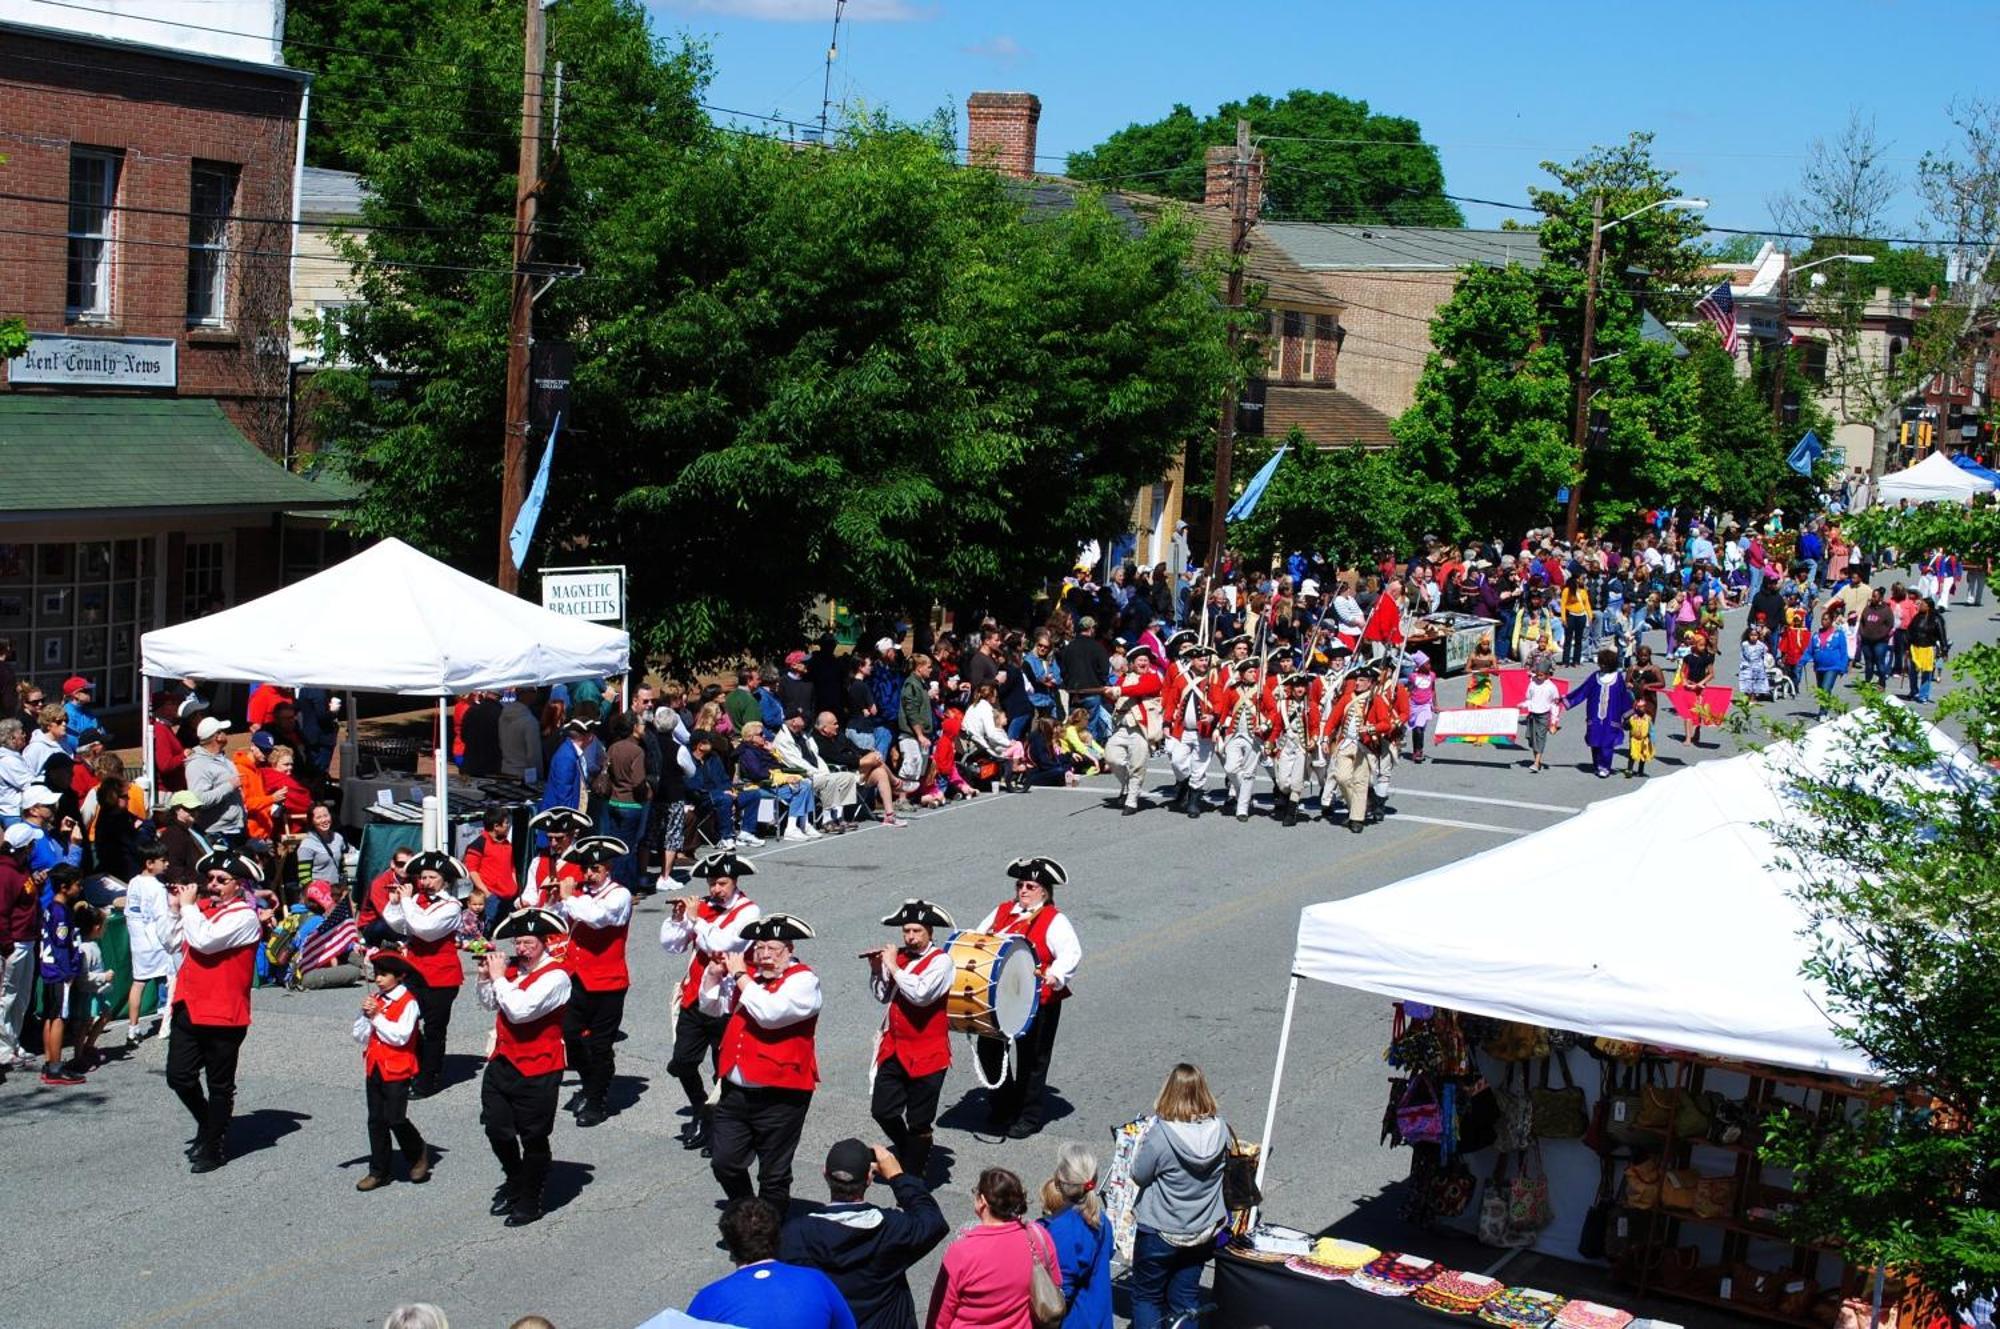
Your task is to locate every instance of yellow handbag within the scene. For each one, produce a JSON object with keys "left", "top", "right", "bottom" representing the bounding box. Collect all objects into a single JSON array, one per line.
[
  {"left": 1660, "top": 1169, "right": 1699, "bottom": 1212},
  {"left": 1624, "top": 1158, "right": 1663, "bottom": 1210},
  {"left": 1693, "top": 1174, "right": 1737, "bottom": 1219}
]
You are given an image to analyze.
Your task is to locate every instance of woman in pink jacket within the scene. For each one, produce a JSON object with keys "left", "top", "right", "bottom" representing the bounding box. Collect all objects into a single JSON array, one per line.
[{"left": 927, "top": 1167, "right": 1061, "bottom": 1329}]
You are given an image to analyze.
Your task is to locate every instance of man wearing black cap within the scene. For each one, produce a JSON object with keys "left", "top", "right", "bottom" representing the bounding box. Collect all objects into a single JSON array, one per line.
[
  {"left": 555, "top": 837, "right": 631, "bottom": 1128},
  {"left": 1101, "top": 646, "right": 1164, "bottom": 816},
  {"left": 712, "top": 912, "right": 822, "bottom": 1215},
  {"left": 383, "top": 850, "right": 465, "bottom": 1098},
  {"left": 351, "top": 951, "right": 430, "bottom": 1191},
  {"left": 478, "top": 907, "right": 573, "bottom": 1226},
  {"left": 867, "top": 900, "right": 954, "bottom": 1179},
  {"left": 162, "top": 849, "right": 272, "bottom": 1172},
  {"left": 661, "top": 852, "right": 762, "bottom": 1153},
  {"left": 974, "top": 858, "right": 1081, "bottom": 1138},
  {"left": 778, "top": 1139, "right": 948, "bottom": 1329}
]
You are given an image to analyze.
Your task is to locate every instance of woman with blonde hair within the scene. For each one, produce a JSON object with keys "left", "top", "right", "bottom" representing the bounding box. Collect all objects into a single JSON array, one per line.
[
  {"left": 1128, "top": 1063, "right": 1230, "bottom": 1329},
  {"left": 1039, "top": 1142, "right": 1112, "bottom": 1329}
]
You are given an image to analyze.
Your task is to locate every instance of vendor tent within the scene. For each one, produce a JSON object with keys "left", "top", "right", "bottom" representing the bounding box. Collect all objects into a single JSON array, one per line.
[
  {"left": 1876, "top": 449, "right": 1994, "bottom": 504},
  {"left": 139, "top": 538, "right": 630, "bottom": 836},
  {"left": 1950, "top": 451, "right": 2000, "bottom": 487}
]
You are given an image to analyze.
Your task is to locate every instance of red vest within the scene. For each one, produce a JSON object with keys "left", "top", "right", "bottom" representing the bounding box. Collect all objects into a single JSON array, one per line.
[
  {"left": 362, "top": 987, "right": 420, "bottom": 1082},
  {"left": 875, "top": 947, "right": 951, "bottom": 1077},
  {"left": 491, "top": 962, "right": 567, "bottom": 1076},
  {"left": 991, "top": 900, "right": 1069, "bottom": 1005},
  {"left": 174, "top": 900, "right": 258, "bottom": 1027},
  {"left": 719, "top": 963, "right": 819, "bottom": 1091},
  {"left": 678, "top": 896, "right": 756, "bottom": 1009},
  {"left": 404, "top": 894, "right": 462, "bottom": 988},
  {"left": 567, "top": 892, "right": 630, "bottom": 993}
]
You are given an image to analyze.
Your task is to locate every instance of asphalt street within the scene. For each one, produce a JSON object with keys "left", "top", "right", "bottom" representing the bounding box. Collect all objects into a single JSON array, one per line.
[{"left": 3, "top": 593, "right": 1993, "bottom": 1329}]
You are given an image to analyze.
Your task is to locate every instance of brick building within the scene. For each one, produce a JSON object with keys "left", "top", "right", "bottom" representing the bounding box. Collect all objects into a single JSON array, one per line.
[{"left": 0, "top": 0, "right": 353, "bottom": 716}]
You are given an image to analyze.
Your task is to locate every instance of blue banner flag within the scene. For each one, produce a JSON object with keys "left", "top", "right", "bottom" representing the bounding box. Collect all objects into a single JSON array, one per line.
[
  {"left": 1786, "top": 429, "right": 1823, "bottom": 477},
  {"left": 508, "top": 411, "right": 560, "bottom": 571},
  {"left": 1225, "top": 445, "right": 1289, "bottom": 523}
]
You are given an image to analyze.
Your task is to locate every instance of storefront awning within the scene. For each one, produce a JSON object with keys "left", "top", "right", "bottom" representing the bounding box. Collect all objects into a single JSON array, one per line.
[{"left": 0, "top": 396, "right": 358, "bottom": 519}]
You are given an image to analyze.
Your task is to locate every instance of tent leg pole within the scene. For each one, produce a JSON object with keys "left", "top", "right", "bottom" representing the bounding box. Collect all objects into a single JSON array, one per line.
[
  {"left": 433, "top": 696, "right": 449, "bottom": 853},
  {"left": 341, "top": 689, "right": 360, "bottom": 784},
  {"left": 1251, "top": 973, "right": 1301, "bottom": 1222},
  {"left": 139, "top": 677, "right": 155, "bottom": 813}
]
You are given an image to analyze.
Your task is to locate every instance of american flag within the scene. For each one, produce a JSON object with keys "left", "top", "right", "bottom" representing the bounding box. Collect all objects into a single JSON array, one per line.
[
  {"left": 298, "top": 895, "right": 359, "bottom": 972},
  {"left": 1695, "top": 280, "right": 1738, "bottom": 354}
]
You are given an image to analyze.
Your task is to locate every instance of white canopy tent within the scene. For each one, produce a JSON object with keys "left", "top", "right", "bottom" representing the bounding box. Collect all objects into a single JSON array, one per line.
[
  {"left": 1255, "top": 707, "right": 1986, "bottom": 1204},
  {"left": 139, "top": 538, "right": 630, "bottom": 838},
  {"left": 1875, "top": 450, "right": 1994, "bottom": 505}
]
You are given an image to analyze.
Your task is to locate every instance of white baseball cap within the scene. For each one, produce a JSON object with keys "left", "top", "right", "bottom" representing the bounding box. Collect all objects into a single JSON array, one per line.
[
  {"left": 21, "top": 785, "right": 61, "bottom": 809},
  {"left": 4, "top": 823, "right": 38, "bottom": 850},
  {"left": 196, "top": 717, "right": 232, "bottom": 741},
  {"left": 874, "top": 637, "right": 896, "bottom": 655}
]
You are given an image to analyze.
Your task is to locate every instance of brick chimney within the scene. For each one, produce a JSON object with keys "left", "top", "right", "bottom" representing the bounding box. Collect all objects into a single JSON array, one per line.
[
  {"left": 966, "top": 91, "right": 1041, "bottom": 180},
  {"left": 1204, "top": 144, "right": 1265, "bottom": 223}
]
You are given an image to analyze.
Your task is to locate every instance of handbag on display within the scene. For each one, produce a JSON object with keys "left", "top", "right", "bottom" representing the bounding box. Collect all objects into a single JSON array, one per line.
[
  {"left": 1604, "top": 1064, "right": 1651, "bottom": 1147},
  {"left": 1427, "top": 1156, "right": 1478, "bottom": 1219},
  {"left": 1484, "top": 1021, "right": 1548, "bottom": 1062},
  {"left": 1577, "top": 1158, "right": 1615, "bottom": 1261},
  {"left": 1692, "top": 1173, "right": 1737, "bottom": 1219},
  {"left": 1532, "top": 1053, "right": 1588, "bottom": 1139},
  {"left": 1504, "top": 1147, "right": 1555, "bottom": 1233},
  {"left": 1706, "top": 1094, "right": 1750, "bottom": 1145},
  {"left": 1383, "top": 1076, "right": 1411, "bottom": 1146},
  {"left": 1659, "top": 1168, "right": 1699, "bottom": 1212},
  {"left": 1724, "top": 1263, "right": 1783, "bottom": 1310},
  {"left": 1222, "top": 1126, "right": 1263, "bottom": 1215},
  {"left": 1459, "top": 1078, "right": 1502, "bottom": 1154},
  {"left": 1622, "top": 1157, "right": 1663, "bottom": 1210},
  {"left": 1601, "top": 1207, "right": 1648, "bottom": 1262},
  {"left": 1396, "top": 1075, "right": 1447, "bottom": 1146},
  {"left": 1493, "top": 1063, "right": 1536, "bottom": 1152},
  {"left": 1478, "top": 1157, "right": 1533, "bottom": 1249}
]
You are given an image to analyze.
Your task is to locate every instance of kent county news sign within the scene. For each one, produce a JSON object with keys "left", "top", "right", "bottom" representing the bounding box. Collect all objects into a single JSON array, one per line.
[{"left": 540, "top": 566, "right": 625, "bottom": 623}]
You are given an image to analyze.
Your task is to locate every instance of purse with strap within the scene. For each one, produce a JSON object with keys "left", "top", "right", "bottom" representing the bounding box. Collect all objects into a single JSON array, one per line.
[
  {"left": 1532, "top": 1053, "right": 1588, "bottom": 1139},
  {"left": 1023, "top": 1221, "right": 1066, "bottom": 1329},
  {"left": 1223, "top": 1125, "right": 1263, "bottom": 1215}
]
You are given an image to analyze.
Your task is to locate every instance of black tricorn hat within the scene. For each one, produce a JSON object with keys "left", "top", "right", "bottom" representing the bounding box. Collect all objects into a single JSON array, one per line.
[
  {"left": 691, "top": 851, "right": 757, "bottom": 880},
  {"left": 530, "top": 807, "right": 592, "bottom": 835},
  {"left": 405, "top": 850, "right": 466, "bottom": 884},
  {"left": 194, "top": 849, "right": 263, "bottom": 884},
  {"left": 740, "top": 912, "right": 814, "bottom": 944},
  {"left": 880, "top": 899, "right": 955, "bottom": 932},
  {"left": 492, "top": 907, "right": 569, "bottom": 941},
  {"left": 1006, "top": 855, "right": 1068, "bottom": 891}
]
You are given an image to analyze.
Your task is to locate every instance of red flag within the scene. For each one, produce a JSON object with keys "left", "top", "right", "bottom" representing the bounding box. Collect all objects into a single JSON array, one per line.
[{"left": 1361, "top": 593, "right": 1403, "bottom": 646}]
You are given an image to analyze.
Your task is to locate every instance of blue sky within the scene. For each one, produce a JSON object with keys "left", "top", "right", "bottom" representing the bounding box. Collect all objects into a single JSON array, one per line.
[{"left": 644, "top": 0, "right": 1994, "bottom": 239}]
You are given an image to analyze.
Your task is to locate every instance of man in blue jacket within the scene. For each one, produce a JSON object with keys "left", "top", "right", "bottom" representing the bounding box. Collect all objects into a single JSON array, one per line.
[
  {"left": 538, "top": 718, "right": 591, "bottom": 814},
  {"left": 778, "top": 1139, "right": 946, "bottom": 1329}
]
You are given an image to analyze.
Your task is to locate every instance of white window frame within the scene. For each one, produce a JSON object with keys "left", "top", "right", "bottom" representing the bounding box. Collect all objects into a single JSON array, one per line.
[
  {"left": 67, "top": 148, "right": 122, "bottom": 322},
  {"left": 186, "top": 161, "right": 238, "bottom": 328},
  {"left": 1301, "top": 322, "right": 1316, "bottom": 379}
]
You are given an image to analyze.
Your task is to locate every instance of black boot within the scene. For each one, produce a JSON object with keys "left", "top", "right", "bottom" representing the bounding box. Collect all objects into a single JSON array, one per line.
[
  {"left": 506, "top": 1156, "right": 549, "bottom": 1227},
  {"left": 1186, "top": 786, "right": 1203, "bottom": 819},
  {"left": 1366, "top": 792, "right": 1384, "bottom": 824},
  {"left": 490, "top": 1173, "right": 518, "bottom": 1216},
  {"left": 1284, "top": 799, "right": 1302, "bottom": 828},
  {"left": 905, "top": 1130, "right": 935, "bottom": 1183},
  {"left": 1167, "top": 778, "right": 1190, "bottom": 813},
  {"left": 1271, "top": 792, "right": 1291, "bottom": 822}
]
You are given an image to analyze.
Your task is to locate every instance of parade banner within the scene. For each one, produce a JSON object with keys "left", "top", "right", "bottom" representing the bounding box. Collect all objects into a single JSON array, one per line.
[
  {"left": 1496, "top": 667, "right": 1572, "bottom": 706},
  {"left": 1434, "top": 707, "right": 1520, "bottom": 740},
  {"left": 1666, "top": 685, "right": 1735, "bottom": 726}
]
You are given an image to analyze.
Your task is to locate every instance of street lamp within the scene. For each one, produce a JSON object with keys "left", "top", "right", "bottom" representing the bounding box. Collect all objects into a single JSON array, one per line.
[
  {"left": 1563, "top": 196, "right": 1710, "bottom": 541},
  {"left": 1770, "top": 252, "right": 1875, "bottom": 425}
]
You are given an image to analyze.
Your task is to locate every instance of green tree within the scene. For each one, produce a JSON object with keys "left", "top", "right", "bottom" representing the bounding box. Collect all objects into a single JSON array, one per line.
[
  {"left": 1066, "top": 90, "right": 1463, "bottom": 226},
  {"left": 1225, "top": 427, "right": 1421, "bottom": 565},
  {"left": 1760, "top": 663, "right": 2000, "bottom": 1311},
  {"left": 0, "top": 153, "right": 26, "bottom": 358}
]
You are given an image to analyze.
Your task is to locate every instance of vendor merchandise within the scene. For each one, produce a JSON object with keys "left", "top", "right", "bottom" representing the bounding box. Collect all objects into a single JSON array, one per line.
[
  {"left": 1351, "top": 1251, "right": 1445, "bottom": 1297},
  {"left": 1478, "top": 1288, "right": 1569, "bottom": 1329},
  {"left": 1416, "top": 1269, "right": 1508, "bottom": 1315}
]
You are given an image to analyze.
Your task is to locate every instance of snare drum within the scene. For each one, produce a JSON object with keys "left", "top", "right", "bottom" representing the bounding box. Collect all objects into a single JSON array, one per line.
[{"left": 944, "top": 930, "right": 1041, "bottom": 1040}]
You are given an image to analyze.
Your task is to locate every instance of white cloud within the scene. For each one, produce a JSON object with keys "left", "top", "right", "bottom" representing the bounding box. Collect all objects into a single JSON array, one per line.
[
  {"left": 661, "top": 0, "right": 929, "bottom": 21},
  {"left": 962, "top": 34, "right": 1026, "bottom": 63}
]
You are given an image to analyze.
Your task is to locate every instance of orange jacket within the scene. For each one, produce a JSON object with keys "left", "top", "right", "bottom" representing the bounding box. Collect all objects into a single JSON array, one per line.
[{"left": 232, "top": 749, "right": 276, "bottom": 841}]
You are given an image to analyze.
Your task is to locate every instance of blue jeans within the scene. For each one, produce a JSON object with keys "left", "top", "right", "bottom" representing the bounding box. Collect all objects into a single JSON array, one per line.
[
  {"left": 871, "top": 725, "right": 895, "bottom": 761},
  {"left": 767, "top": 780, "right": 816, "bottom": 823},
  {"left": 1861, "top": 639, "right": 1891, "bottom": 687},
  {"left": 1748, "top": 565, "right": 1766, "bottom": 601},
  {"left": 712, "top": 788, "right": 763, "bottom": 838},
  {"left": 483, "top": 892, "right": 514, "bottom": 934},
  {"left": 604, "top": 801, "right": 647, "bottom": 886},
  {"left": 1085, "top": 696, "right": 1113, "bottom": 743},
  {"left": 1005, "top": 713, "right": 1031, "bottom": 741},
  {"left": 1130, "top": 1226, "right": 1212, "bottom": 1329}
]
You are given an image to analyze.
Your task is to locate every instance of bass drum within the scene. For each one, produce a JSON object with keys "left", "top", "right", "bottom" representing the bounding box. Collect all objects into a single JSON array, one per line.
[{"left": 944, "top": 930, "right": 1041, "bottom": 1040}]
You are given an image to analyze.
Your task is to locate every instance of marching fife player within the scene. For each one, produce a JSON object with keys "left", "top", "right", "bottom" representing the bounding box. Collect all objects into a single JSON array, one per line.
[
  {"left": 161, "top": 849, "right": 272, "bottom": 1174},
  {"left": 973, "top": 857, "right": 1081, "bottom": 1140},
  {"left": 867, "top": 899, "right": 954, "bottom": 1179},
  {"left": 478, "top": 907, "right": 573, "bottom": 1227},
  {"left": 1161, "top": 644, "right": 1221, "bottom": 818},
  {"left": 555, "top": 837, "right": 632, "bottom": 1128},
  {"left": 351, "top": 950, "right": 431, "bottom": 1191},
  {"left": 383, "top": 850, "right": 465, "bottom": 1099},
  {"left": 521, "top": 806, "right": 589, "bottom": 910},
  {"left": 1100, "top": 645, "right": 1164, "bottom": 816},
  {"left": 661, "top": 852, "right": 762, "bottom": 1154},
  {"left": 712, "top": 913, "right": 823, "bottom": 1217}
]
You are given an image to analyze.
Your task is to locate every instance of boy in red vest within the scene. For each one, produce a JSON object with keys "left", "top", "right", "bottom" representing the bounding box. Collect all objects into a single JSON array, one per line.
[
  {"left": 163, "top": 849, "right": 272, "bottom": 1174},
  {"left": 351, "top": 950, "right": 431, "bottom": 1191},
  {"left": 713, "top": 912, "right": 821, "bottom": 1217},
  {"left": 478, "top": 907, "right": 573, "bottom": 1227},
  {"left": 555, "top": 836, "right": 631, "bottom": 1129},
  {"left": 973, "top": 856, "right": 1082, "bottom": 1139},
  {"left": 868, "top": 899, "right": 955, "bottom": 1180},
  {"left": 661, "top": 852, "right": 762, "bottom": 1154},
  {"left": 383, "top": 851, "right": 466, "bottom": 1098}
]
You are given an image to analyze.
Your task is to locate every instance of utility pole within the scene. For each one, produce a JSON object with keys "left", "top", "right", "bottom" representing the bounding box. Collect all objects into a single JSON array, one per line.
[
  {"left": 1562, "top": 194, "right": 1605, "bottom": 545},
  {"left": 497, "top": 0, "right": 547, "bottom": 594},
  {"left": 1204, "top": 117, "right": 1253, "bottom": 584},
  {"left": 1770, "top": 259, "right": 1791, "bottom": 426}
]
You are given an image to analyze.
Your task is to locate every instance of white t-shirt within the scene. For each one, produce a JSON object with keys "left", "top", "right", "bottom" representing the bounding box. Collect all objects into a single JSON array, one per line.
[
  {"left": 1521, "top": 679, "right": 1561, "bottom": 716},
  {"left": 125, "top": 872, "right": 179, "bottom": 982}
]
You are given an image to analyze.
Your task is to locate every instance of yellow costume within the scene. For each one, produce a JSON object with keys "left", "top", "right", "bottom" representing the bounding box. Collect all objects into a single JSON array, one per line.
[{"left": 1625, "top": 710, "right": 1655, "bottom": 763}]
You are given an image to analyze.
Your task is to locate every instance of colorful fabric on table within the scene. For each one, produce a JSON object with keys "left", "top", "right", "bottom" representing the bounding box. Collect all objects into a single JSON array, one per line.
[
  {"left": 1478, "top": 1288, "right": 1569, "bottom": 1329},
  {"left": 1416, "top": 1269, "right": 1507, "bottom": 1315},
  {"left": 1298, "top": 1237, "right": 1378, "bottom": 1276},
  {"left": 1349, "top": 1252, "right": 1443, "bottom": 1297},
  {"left": 1550, "top": 1300, "right": 1635, "bottom": 1329}
]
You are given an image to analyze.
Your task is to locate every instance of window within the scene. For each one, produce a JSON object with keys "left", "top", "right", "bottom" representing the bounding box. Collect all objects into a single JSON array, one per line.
[
  {"left": 1282, "top": 311, "right": 1304, "bottom": 381},
  {"left": 182, "top": 537, "right": 227, "bottom": 620},
  {"left": 1314, "top": 315, "right": 1338, "bottom": 383},
  {"left": 186, "top": 162, "right": 238, "bottom": 326},
  {"left": 1801, "top": 339, "right": 1830, "bottom": 386},
  {"left": 1301, "top": 321, "right": 1316, "bottom": 379},
  {"left": 67, "top": 148, "right": 122, "bottom": 321},
  {"left": 1265, "top": 310, "right": 1282, "bottom": 374}
]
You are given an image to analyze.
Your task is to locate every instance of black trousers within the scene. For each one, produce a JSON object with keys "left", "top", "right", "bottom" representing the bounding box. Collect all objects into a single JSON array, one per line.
[
  {"left": 977, "top": 998, "right": 1064, "bottom": 1129},
  {"left": 870, "top": 1057, "right": 945, "bottom": 1176},
  {"left": 710, "top": 1080, "right": 812, "bottom": 1216},
  {"left": 410, "top": 982, "right": 458, "bottom": 1093},
  {"left": 562, "top": 984, "right": 626, "bottom": 1107},
  {"left": 481, "top": 1057, "right": 559, "bottom": 1196},
  {"left": 365, "top": 1071, "right": 425, "bottom": 1178},
  {"left": 666, "top": 1006, "right": 729, "bottom": 1114},
  {"left": 165, "top": 1005, "right": 247, "bottom": 1159}
]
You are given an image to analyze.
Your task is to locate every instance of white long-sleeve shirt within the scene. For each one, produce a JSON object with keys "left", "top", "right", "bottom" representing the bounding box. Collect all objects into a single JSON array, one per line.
[
  {"left": 723, "top": 965, "right": 822, "bottom": 1086},
  {"left": 975, "top": 904, "right": 1082, "bottom": 995},
  {"left": 961, "top": 700, "right": 1011, "bottom": 758},
  {"left": 771, "top": 726, "right": 827, "bottom": 777},
  {"left": 661, "top": 894, "right": 761, "bottom": 1016},
  {"left": 871, "top": 944, "right": 952, "bottom": 1007},
  {"left": 0, "top": 745, "right": 30, "bottom": 817},
  {"left": 478, "top": 958, "right": 573, "bottom": 1021},
  {"left": 351, "top": 983, "right": 420, "bottom": 1048},
  {"left": 163, "top": 896, "right": 263, "bottom": 954},
  {"left": 560, "top": 883, "right": 632, "bottom": 929},
  {"left": 383, "top": 892, "right": 462, "bottom": 941}
]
